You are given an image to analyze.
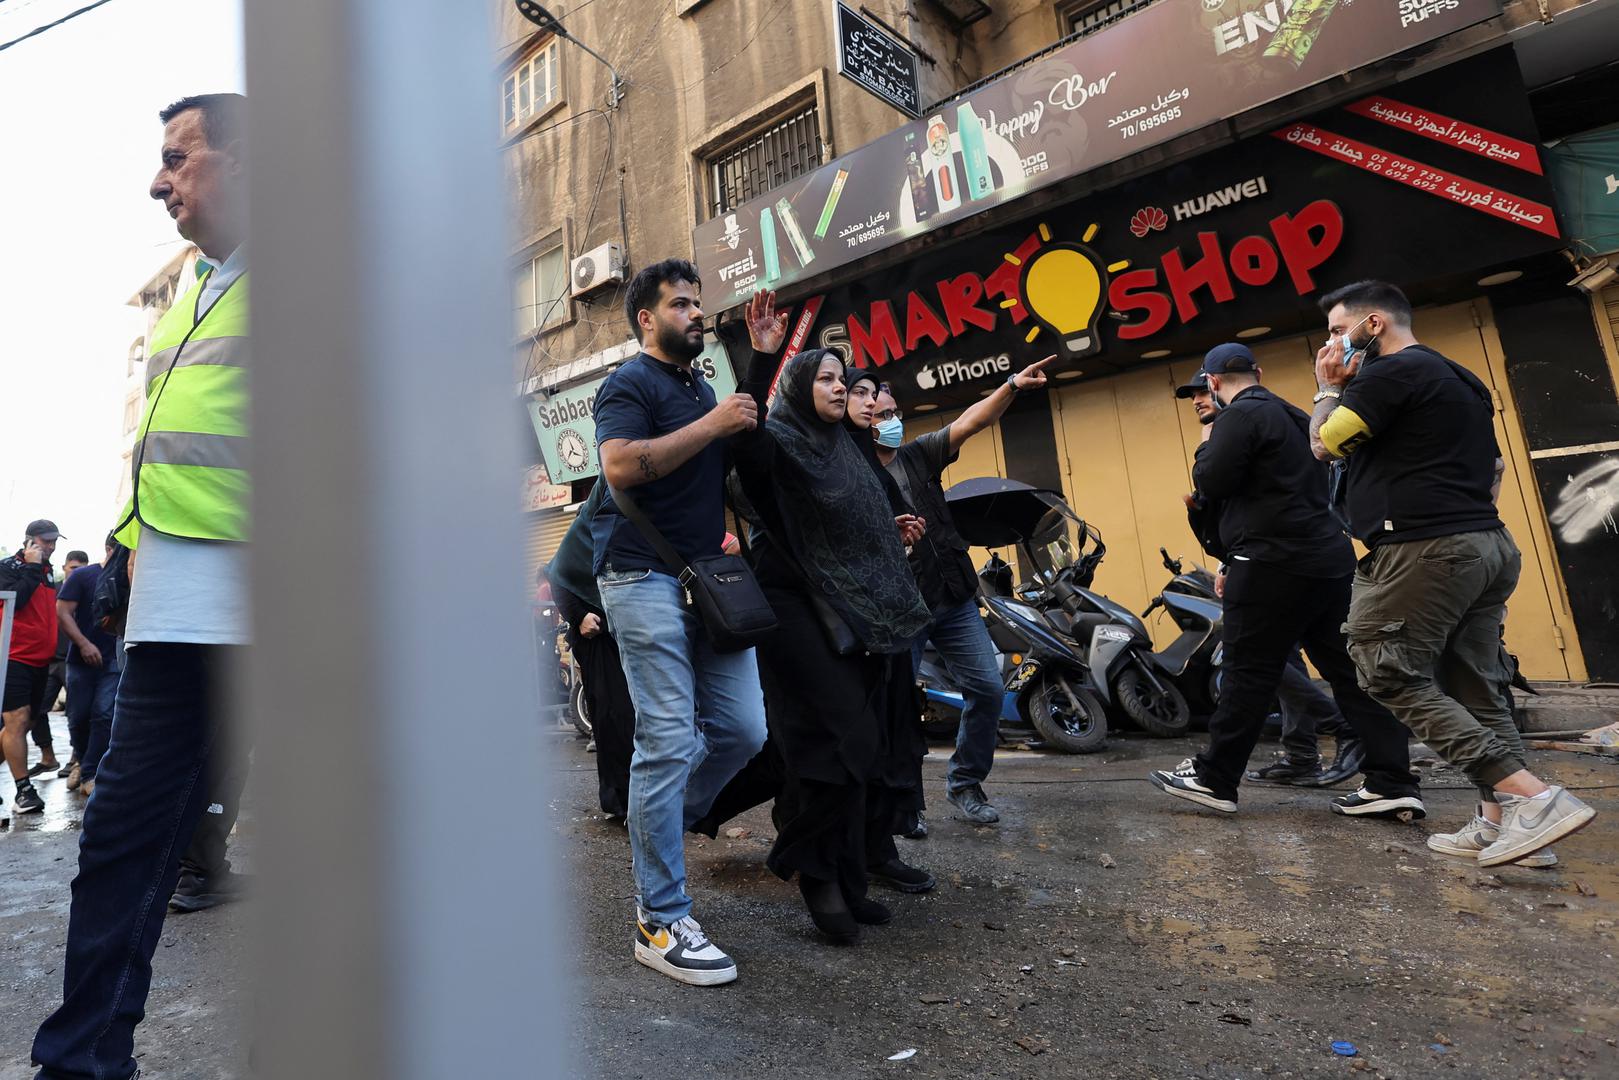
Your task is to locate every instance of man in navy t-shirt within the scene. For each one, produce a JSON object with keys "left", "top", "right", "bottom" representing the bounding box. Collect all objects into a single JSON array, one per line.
[
  {"left": 56, "top": 537, "right": 122, "bottom": 792},
  {"left": 591, "top": 258, "right": 766, "bottom": 988}
]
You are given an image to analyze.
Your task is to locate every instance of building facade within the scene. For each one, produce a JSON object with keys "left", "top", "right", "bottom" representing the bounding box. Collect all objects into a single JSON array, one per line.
[{"left": 502, "top": 0, "right": 1619, "bottom": 681}]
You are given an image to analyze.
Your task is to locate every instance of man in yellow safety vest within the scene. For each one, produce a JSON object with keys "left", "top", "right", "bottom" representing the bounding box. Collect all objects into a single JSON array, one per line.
[{"left": 33, "top": 92, "right": 251, "bottom": 1080}]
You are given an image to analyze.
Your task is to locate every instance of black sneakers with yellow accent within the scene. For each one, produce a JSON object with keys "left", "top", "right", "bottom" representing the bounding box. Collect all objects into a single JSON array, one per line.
[{"left": 634, "top": 911, "right": 737, "bottom": 986}]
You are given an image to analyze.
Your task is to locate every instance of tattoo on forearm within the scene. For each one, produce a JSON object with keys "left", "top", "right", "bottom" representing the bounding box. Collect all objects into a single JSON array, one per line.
[
  {"left": 1308, "top": 397, "right": 1336, "bottom": 458},
  {"left": 637, "top": 452, "right": 659, "bottom": 481}
]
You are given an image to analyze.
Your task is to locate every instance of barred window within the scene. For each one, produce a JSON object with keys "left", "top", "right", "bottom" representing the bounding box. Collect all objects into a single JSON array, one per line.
[
  {"left": 705, "top": 104, "right": 823, "bottom": 220},
  {"left": 1058, "top": 0, "right": 1155, "bottom": 37}
]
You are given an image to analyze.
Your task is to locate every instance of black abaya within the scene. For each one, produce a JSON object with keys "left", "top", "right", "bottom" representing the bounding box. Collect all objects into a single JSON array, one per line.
[{"left": 555, "top": 584, "right": 635, "bottom": 817}]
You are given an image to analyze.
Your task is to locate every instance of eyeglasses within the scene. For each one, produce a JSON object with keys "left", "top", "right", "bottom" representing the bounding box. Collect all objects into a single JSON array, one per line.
[{"left": 875, "top": 407, "right": 902, "bottom": 421}]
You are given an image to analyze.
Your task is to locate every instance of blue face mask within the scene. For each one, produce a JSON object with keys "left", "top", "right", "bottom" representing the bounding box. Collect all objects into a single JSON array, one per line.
[{"left": 875, "top": 416, "right": 904, "bottom": 448}]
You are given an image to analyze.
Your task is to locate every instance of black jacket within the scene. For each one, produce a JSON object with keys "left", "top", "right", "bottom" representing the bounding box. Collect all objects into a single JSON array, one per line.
[{"left": 1191, "top": 385, "right": 1353, "bottom": 579}]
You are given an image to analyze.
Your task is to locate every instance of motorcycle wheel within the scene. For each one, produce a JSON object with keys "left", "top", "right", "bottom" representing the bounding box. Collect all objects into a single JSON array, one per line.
[
  {"left": 1116, "top": 666, "right": 1191, "bottom": 738},
  {"left": 1028, "top": 679, "right": 1108, "bottom": 754},
  {"left": 569, "top": 678, "right": 593, "bottom": 737}
]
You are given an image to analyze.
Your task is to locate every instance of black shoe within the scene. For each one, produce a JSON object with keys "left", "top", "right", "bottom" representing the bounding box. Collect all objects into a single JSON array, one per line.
[
  {"left": 13, "top": 782, "right": 44, "bottom": 814},
  {"left": 1330, "top": 787, "right": 1426, "bottom": 822},
  {"left": 798, "top": 875, "right": 859, "bottom": 943},
  {"left": 1244, "top": 755, "right": 1324, "bottom": 785},
  {"left": 946, "top": 784, "right": 1000, "bottom": 824},
  {"left": 846, "top": 894, "right": 892, "bottom": 925},
  {"left": 897, "top": 809, "right": 929, "bottom": 840},
  {"left": 1148, "top": 759, "right": 1237, "bottom": 813},
  {"left": 27, "top": 761, "right": 59, "bottom": 779},
  {"left": 868, "top": 857, "right": 936, "bottom": 894},
  {"left": 169, "top": 870, "right": 252, "bottom": 914},
  {"left": 57, "top": 759, "right": 77, "bottom": 778},
  {"left": 1317, "top": 738, "right": 1365, "bottom": 788}
]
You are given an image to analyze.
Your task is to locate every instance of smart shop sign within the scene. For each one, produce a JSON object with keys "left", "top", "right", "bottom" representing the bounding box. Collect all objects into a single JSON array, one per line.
[
  {"left": 794, "top": 51, "right": 1563, "bottom": 404},
  {"left": 691, "top": 0, "right": 1498, "bottom": 313}
]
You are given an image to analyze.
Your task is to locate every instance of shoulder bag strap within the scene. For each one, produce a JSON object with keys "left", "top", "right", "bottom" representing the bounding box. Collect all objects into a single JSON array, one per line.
[{"left": 609, "top": 485, "right": 695, "bottom": 585}]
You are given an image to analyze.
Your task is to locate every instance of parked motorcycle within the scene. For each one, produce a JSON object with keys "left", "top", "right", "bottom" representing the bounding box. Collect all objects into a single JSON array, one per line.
[
  {"left": 914, "top": 491, "right": 1111, "bottom": 753},
  {"left": 1141, "top": 547, "right": 1224, "bottom": 714},
  {"left": 945, "top": 477, "right": 1192, "bottom": 739}
]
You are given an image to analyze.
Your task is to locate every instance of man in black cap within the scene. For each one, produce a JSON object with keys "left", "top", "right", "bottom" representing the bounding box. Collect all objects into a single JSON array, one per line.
[
  {"left": 1, "top": 520, "right": 64, "bottom": 819},
  {"left": 1150, "top": 344, "right": 1421, "bottom": 818}
]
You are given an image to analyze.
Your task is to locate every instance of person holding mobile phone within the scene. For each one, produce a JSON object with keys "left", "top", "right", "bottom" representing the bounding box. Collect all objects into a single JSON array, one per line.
[{"left": 1, "top": 520, "right": 65, "bottom": 820}]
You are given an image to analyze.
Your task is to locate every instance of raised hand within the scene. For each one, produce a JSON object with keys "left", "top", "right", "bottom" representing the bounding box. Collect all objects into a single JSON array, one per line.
[
  {"left": 745, "top": 289, "right": 788, "bottom": 354},
  {"left": 1013, "top": 354, "right": 1057, "bottom": 391},
  {"left": 1315, "top": 336, "right": 1359, "bottom": 389}
]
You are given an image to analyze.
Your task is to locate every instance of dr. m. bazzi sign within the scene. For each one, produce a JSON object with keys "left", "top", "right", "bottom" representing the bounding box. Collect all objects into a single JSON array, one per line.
[{"left": 527, "top": 340, "right": 739, "bottom": 484}]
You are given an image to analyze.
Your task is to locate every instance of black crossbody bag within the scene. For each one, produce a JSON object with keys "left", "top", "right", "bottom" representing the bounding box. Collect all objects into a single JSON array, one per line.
[{"left": 610, "top": 487, "right": 777, "bottom": 653}]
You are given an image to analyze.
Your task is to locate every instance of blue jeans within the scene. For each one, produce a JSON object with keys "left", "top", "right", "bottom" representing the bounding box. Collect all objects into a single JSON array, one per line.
[
  {"left": 63, "top": 660, "right": 120, "bottom": 782},
  {"left": 597, "top": 569, "right": 767, "bottom": 926},
  {"left": 913, "top": 596, "right": 1004, "bottom": 795},
  {"left": 33, "top": 644, "right": 236, "bottom": 1080}
]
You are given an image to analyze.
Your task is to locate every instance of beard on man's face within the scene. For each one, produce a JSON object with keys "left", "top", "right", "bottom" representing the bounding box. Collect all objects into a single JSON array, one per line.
[{"left": 655, "top": 316, "right": 704, "bottom": 362}]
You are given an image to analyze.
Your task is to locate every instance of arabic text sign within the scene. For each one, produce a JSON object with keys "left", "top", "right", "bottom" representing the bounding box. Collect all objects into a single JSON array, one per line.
[
  {"left": 1274, "top": 123, "right": 1558, "bottom": 236},
  {"left": 835, "top": 4, "right": 921, "bottom": 118},
  {"left": 694, "top": 0, "right": 1501, "bottom": 313}
]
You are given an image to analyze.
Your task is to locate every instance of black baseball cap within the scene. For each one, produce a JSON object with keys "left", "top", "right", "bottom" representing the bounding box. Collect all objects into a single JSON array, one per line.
[
  {"left": 25, "top": 519, "right": 63, "bottom": 541},
  {"left": 1174, "top": 371, "right": 1211, "bottom": 399},
  {"left": 1201, "top": 343, "right": 1259, "bottom": 374}
]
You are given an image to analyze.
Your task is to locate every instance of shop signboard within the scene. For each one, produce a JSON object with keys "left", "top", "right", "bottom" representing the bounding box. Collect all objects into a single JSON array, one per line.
[
  {"left": 835, "top": 4, "right": 922, "bottom": 118},
  {"left": 522, "top": 464, "right": 572, "bottom": 511},
  {"left": 787, "top": 50, "right": 1560, "bottom": 405},
  {"left": 527, "top": 337, "right": 739, "bottom": 482},
  {"left": 694, "top": 0, "right": 1501, "bottom": 312}
]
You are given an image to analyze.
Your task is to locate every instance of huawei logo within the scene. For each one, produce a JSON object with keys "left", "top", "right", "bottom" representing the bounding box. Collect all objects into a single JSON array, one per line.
[{"left": 1129, "top": 207, "right": 1169, "bottom": 238}]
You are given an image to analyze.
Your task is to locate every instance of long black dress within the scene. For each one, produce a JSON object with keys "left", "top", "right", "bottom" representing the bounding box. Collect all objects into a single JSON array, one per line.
[
  {"left": 554, "top": 584, "right": 635, "bottom": 817},
  {"left": 728, "top": 348, "right": 932, "bottom": 907}
]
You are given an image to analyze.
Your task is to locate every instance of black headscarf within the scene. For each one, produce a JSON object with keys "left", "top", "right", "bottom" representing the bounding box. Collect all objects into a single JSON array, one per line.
[{"left": 764, "top": 351, "right": 931, "bottom": 654}]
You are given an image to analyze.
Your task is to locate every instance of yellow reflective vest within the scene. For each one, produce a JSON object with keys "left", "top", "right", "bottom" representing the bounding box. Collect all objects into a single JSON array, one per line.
[{"left": 114, "top": 270, "right": 249, "bottom": 548}]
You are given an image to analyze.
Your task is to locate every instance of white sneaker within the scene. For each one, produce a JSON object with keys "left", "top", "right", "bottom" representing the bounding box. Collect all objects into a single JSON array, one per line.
[
  {"left": 634, "top": 910, "right": 738, "bottom": 986},
  {"left": 1478, "top": 787, "right": 1595, "bottom": 868},
  {"left": 1427, "top": 804, "right": 1556, "bottom": 868}
]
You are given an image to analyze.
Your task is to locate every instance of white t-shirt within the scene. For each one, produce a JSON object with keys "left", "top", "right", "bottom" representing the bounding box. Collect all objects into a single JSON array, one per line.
[{"left": 123, "top": 530, "right": 250, "bottom": 646}]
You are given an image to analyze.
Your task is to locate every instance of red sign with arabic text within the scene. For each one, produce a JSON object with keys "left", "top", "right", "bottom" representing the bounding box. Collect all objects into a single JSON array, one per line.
[
  {"left": 1273, "top": 123, "right": 1557, "bottom": 238},
  {"left": 1344, "top": 96, "right": 1542, "bottom": 175}
]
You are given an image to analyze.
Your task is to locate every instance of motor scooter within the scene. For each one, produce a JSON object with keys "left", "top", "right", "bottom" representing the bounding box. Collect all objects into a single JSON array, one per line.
[
  {"left": 1141, "top": 547, "right": 1224, "bottom": 713},
  {"left": 944, "top": 478, "right": 1192, "bottom": 738}
]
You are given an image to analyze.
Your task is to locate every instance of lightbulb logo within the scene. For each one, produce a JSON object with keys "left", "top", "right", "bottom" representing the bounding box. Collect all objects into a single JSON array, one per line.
[{"left": 1003, "top": 223, "right": 1129, "bottom": 362}]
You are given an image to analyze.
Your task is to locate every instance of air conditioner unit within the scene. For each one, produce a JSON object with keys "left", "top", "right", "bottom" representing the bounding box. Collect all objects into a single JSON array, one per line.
[{"left": 570, "top": 242, "right": 627, "bottom": 299}]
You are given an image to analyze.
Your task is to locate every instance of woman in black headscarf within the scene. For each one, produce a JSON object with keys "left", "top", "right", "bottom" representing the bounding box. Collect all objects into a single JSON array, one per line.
[{"left": 729, "top": 291, "right": 932, "bottom": 943}]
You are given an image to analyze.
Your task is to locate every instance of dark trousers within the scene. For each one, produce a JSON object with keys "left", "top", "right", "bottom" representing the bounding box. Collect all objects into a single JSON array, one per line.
[
  {"left": 178, "top": 729, "right": 252, "bottom": 881},
  {"left": 29, "top": 659, "right": 66, "bottom": 755},
  {"left": 1194, "top": 562, "right": 1415, "bottom": 802},
  {"left": 63, "top": 662, "right": 119, "bottom": 780},
  {"left": 1276, "top": 648, "right": 1347, "bottom": 762},
  {"left": 32, "top": 643, "right": 239, "bottom": 1080}
]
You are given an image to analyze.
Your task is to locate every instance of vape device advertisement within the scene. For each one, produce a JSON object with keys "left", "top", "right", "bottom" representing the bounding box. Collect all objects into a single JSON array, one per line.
[
  {"left": 792, "top": 51, "right": 1558, "bottom": 407},
  {"left": 694, "top": 0, "right": 1501, "bottom": 313}
]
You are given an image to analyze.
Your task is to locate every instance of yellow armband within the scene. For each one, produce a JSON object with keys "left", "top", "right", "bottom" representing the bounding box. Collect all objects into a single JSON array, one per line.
[{"left": 1318, "top": 406, "right": 1371, "bottom": 459}]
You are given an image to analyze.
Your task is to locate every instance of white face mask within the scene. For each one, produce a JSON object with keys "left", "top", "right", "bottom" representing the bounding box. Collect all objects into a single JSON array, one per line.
[{"left": 1328, "top": 314, "right": 1372, "bottom": 359}]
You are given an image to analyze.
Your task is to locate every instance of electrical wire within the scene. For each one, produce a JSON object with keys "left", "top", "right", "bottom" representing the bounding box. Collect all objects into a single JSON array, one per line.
[
  {"left": 0, "top": 0, "right": 118, "bottom": 54},
  {"left": 518, "top": 104, "right": 615, "bottom": 387}
]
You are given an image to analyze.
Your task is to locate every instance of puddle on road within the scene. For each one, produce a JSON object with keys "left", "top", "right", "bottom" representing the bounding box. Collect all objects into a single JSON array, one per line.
[{"left": 1151, "top": 915, "right": 1276, "bottom": 979}]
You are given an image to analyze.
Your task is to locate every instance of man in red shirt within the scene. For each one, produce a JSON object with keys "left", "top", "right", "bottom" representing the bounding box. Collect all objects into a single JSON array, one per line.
[{"left": 2, "top": 519, "right": 63, "bottom": 818}]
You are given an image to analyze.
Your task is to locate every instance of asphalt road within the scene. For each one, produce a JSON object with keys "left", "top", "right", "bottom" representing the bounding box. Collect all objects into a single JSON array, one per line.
[{"left": 2, "top": 714, "right": 1616, "bottom": 1079}]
